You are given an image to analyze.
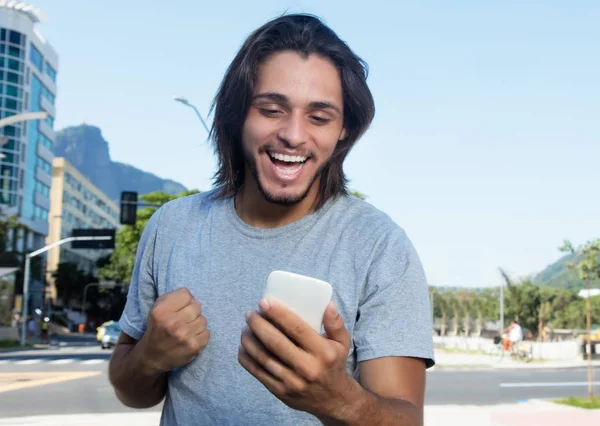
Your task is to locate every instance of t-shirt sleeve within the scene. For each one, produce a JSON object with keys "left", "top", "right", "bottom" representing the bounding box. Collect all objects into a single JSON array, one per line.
[
  {"left": 118, "top": 208, "right": 162, "bottom": 341},
  {"left": 353, "top": 226, "right": 435, "bottom": 368}
]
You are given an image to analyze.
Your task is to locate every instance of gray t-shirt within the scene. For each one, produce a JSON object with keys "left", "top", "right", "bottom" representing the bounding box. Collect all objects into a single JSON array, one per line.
[{"left": 119, "top": 190, "right": 434, "bottom": 425}]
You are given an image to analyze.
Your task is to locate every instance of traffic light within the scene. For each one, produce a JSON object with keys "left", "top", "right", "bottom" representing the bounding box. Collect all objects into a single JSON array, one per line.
[{"left": 120, "top": 191, "right": 138, "bottom": 225}]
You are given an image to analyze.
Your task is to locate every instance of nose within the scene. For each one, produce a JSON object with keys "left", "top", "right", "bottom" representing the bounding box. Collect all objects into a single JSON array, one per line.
[{"left": 277, "top": 111, "right": 308, "bottom": 148}]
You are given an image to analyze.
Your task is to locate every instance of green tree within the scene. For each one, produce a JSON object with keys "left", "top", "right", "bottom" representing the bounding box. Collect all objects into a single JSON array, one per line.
[
  {"left": 53, "top": 262, "right": 92, "bottom": 309},
  {"left": 560, "top": 238, "right": 600, "bottom": 398},
  {"left": 99, "top": 190, "right": 199, "bottom": 283},
  {"left": 349, "top": 190, "right": 366, "bottom": 200},
  {"left": 537, "top": 287, "right": 554, "bottom": 341},
  {"left": 499, "top": 269, "right": 544, "bottom": 337},
  {"left": 431, "top": 287, "right": 451, "bottom": 336},
  {"left": 473, "top": 289, "right": 499, "bottom": 337},
  {"left": 0, "top": 208, "right": 23, "bottom": 266},
  {"left": 456, "top": 290, "right": 474, "bottom": 336}
]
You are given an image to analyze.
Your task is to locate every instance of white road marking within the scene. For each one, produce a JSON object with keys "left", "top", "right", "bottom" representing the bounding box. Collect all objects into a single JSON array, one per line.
[
  {"left": 48, "top": 359, "right": 75, "bottom": 364},
  {"left": 80, "top": 359, "right": 105, "bottom": 365},
  {"left": 15, "top": 359, "right": 41, "bottom": 365},
  {"left": 500, "top": 381, "right": 600, "bottom": 388}
]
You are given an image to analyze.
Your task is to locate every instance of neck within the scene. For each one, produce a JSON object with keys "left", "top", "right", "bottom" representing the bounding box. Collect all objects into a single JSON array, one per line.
[{"left": 234, "top": 176, "right": 320, "bottom": 229}]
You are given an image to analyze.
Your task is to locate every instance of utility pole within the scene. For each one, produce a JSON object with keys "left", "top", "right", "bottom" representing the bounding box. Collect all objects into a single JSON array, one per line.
[{"left": 500, "top": 282, "right": 504, "bottom": 333}]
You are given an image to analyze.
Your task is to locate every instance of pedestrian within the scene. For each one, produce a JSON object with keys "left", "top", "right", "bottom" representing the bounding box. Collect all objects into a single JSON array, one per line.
[
  {"left": 108, "top": 13, "right": 434, "bottom": 425},
  {"left": 41, "top": 319, "right": 49, "bottom": 343}
]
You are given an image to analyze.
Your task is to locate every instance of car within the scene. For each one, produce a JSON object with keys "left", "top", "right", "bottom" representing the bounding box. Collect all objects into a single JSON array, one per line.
[
  {"left": 96, "top": 320, "right": 115, "bottom": 341},
  {"left": 100, "top": 323, "right": 121, "bottom": 349}
]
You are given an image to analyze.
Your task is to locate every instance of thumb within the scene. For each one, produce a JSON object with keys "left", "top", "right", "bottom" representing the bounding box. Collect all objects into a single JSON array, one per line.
[{"left": 323, "top": 302, "right": 350, "bottom": 349}]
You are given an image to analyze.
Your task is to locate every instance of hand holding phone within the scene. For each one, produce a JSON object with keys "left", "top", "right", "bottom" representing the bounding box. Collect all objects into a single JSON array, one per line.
[{"left": 262, "top": 270, "right": 333, "bottom": 333}]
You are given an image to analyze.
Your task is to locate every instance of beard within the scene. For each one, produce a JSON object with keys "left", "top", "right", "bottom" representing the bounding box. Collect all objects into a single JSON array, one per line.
[{"left": 244, "top": 147, "right": 323, "bottom": 206}]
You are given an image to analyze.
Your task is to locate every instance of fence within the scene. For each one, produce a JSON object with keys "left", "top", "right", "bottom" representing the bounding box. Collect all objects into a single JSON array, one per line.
[{"left": 433, "top": 335, "right": 582, "bottom": 360}]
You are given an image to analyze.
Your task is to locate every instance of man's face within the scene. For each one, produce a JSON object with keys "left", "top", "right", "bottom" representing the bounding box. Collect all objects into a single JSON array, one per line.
[{"left": 241, "top": 50, "right": 347, "bottom": 206}]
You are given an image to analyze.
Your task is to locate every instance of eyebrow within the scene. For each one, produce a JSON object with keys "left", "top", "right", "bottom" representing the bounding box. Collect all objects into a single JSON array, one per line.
[{"left": 252, "top": 92, "right": 341, "bottom": 114}]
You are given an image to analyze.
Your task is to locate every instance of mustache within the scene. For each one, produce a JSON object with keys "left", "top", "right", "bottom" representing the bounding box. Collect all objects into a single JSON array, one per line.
[{"left": 258, "top": 144, "right": 312, "bottom": 157}]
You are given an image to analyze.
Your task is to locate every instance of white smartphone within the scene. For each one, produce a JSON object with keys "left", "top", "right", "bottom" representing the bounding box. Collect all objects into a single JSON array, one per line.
[{"left": 263, "top": 270, "right": 333, "bottom": 333}]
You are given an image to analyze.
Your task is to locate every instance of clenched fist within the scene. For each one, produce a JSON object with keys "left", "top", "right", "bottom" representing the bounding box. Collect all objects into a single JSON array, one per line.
[{"left": 137, "top": 288, "right": 210, "bottom": 375}]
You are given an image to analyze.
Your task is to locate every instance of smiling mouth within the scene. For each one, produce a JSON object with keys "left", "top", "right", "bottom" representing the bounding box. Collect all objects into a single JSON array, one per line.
[{"left": 268, "top": 152, "right": 309, "bottom": 175}]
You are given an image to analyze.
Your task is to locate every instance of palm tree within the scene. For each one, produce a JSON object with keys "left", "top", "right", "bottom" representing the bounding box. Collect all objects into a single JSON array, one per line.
[{"left": 456, "top": 290, "right": 474, "bottom": 337}]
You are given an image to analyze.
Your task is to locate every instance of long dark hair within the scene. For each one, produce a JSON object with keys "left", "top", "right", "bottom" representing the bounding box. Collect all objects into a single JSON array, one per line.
[{"left": 209, "top": 13, "right": 375, "bottom": 207}]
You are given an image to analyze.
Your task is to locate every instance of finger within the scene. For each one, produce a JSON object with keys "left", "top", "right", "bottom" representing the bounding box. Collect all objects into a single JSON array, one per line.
[
  {"left": 156, "top": 288, "right": 194, "bottom": 312},
  {"left": 240, "top": 327, "right": 306, "bottom": 389},
  {"left": 258, "top": 298, "right": 323, "bottom": 352},
  {"left": 322, "top": 302, "right": 351, "bottom": 350},
  {"left": 187, "top": 315, "right": 207, "bottom": 335},
  {"left": 193, "top": 329, "right": 210, "bottom": 349},
  {"left": 179, "top": 300, "right": 202, "bottom": 323},
  {"left": 238, "top": 346, "right": 284, "bottom": 397},
  {"left": 245, "top": 311, "right": 313, "bottom": 376}
]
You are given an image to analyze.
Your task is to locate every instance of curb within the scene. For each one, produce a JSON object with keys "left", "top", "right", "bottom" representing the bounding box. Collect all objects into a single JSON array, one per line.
[
  {"left": 527, "top": 398, "right": 596, "bottom": 411},
  {"left": 432, "top": 362, "right": 599, "bottom": 371}
]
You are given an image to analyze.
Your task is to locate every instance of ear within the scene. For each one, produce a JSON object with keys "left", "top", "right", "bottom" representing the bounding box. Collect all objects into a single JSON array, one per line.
[{"left": 339, "top": 128, "right": 348, "bottom": 141}]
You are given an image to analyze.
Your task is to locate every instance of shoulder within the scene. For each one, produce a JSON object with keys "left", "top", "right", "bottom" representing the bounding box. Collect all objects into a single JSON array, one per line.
[
  {"left": 154, "top": 189, "right": 221, "bottom": 223},
  {"left": 144, "top": 189, "right": 225, "bottom": 236},
  {"left": 326, "top": 194, "right": 410, "bottom": 246}
]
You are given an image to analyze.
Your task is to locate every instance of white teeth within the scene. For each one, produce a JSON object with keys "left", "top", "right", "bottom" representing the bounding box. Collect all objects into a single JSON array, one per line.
[
  {"left": 275, "top": 162, "right": 304, "bottom": 174},
  {"left": 269, "top": 152, "right": 307, "bottom": 163}
]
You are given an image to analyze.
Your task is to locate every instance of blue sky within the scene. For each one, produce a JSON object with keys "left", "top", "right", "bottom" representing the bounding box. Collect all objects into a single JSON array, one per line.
[{"left": 31, "top": 0, "right": 599, "bottom": 288}]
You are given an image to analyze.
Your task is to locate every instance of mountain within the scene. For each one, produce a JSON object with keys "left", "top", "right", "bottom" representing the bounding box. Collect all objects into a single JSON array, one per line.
[
  {"left": 55, "top": 124, "right": 187, "bottom": 202},
  {"left": 534, "top": 252, "right": 600, "bottom": 291}
]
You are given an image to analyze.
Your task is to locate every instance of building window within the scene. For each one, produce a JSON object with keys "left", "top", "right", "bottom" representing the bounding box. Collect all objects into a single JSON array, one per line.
[
  {"left": 41, "top": 85, "right": 55, "bottom": 104},
  {"left": 8, "top": 46, "right": 21, "bottom": 59},
  {"left": 9, "top": 31, "right": 22, "bottom": 46},
  {"left": 36, "top": 157, "right": 52, "bottom": 174},
  {"left": 7, "top": 59, "right": 21, "bottom": 72},
  {"left": 45, "top": 115, "right": 54, "bottom": 128},
  {"left": 4, "top": 98, "right": 20, "bottom": 111},
  {"left": 30, "top": 44, "right": 43, "bottom": 71},
  {"left": 33, "top": 205, "right": 48, "bottom": 221},
  {"left": 5, "top": 84, "right": 20, "bottom": 98},
  {"left": 38, "top": 134, "right": 53, "bottom": 151},
  {"left": 44, "top": 62, "right": 56, "bottom": 82},
  {"left": 35, "top": 180, "right": 50, "bottom": 197},
  {"left": 6, "top": 72, "right": 20, "bottom": 85}
]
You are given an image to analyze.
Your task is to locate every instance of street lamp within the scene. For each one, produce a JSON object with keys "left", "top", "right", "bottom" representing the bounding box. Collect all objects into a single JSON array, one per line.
[
  {"left": 173, "top": 96, "right": 211, "bottom": 135},
  {"left": 0, "top": 111, "right": 48, "bottom": 160}
]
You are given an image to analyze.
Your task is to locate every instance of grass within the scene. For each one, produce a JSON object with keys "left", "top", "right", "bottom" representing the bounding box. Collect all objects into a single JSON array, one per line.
[
  {"left": 554, "top": 397, "right": 600, "bottom": 409},
  {"left": 0, "top": 340, "right": 31, "bottom": 350},
  {"left": 437, "top": 347, "right": 488, "bottom": 355}
]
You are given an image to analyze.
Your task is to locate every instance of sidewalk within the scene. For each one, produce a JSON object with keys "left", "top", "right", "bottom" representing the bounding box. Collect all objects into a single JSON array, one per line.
[
  {"left": 433, "top": 349, "right": 600, "bottom": 370},
  {"left": 0, "top": 401, "right": 597, "bottom": 425}
]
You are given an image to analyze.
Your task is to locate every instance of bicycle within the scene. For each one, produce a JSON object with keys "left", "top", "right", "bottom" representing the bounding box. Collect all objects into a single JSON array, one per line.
[{"left": 490, "top": 336, "right": 533, "bottom": 363}]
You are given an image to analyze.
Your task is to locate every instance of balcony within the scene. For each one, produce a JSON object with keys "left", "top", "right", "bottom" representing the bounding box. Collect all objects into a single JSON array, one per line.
[
  {"left": 35, "top": 191, "right": 50, "bottom": 210},
  {"left": 35, "top": 166, "right": 52, "bottom": 187},
  {"left": 38, "top": 118, "right": 56, "bottom": 141},
  {"left": 37, "top": 142, "right": 54, "bottom": 164},
  {"left": 40, "top": 96, "right": 55, "bottom": 119}
]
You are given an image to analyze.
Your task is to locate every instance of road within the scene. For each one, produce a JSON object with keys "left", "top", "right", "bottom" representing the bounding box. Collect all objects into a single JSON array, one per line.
[{"left": 1, "top": 344, "right": 599, "bottom": 418}]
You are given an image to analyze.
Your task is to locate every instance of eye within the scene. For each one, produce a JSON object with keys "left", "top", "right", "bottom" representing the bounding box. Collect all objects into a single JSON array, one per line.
[
  {"left": 259, "top": 108, "right": 282, "bottom": 117},
  {"left": 310, "top": 115, "right": 331, "bottom": 125}
]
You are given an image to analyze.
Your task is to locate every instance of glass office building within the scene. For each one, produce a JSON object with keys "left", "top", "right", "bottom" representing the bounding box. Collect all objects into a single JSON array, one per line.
[{"left": 0, "top": 3, "right": 58, "bottom": 310}]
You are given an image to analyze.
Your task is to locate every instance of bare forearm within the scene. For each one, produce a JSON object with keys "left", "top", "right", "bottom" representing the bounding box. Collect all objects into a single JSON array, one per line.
[
  {"left": 320, "top": 381, "right": 422, "bottom": 426},
  {"left": 108, "top": 343, "right": 167, "bottom": 409}
]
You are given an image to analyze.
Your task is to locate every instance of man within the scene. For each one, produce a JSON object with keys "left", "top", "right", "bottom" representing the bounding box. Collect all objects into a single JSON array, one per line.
[
  {"left": 109, "top": 13, "right": 434, "bottom": 426},
  {"left": 503, "top": 319, "right": 523, "bottom": 353}
]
